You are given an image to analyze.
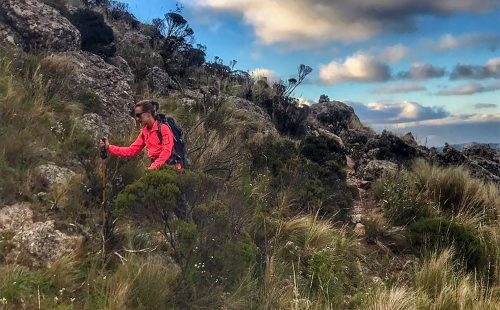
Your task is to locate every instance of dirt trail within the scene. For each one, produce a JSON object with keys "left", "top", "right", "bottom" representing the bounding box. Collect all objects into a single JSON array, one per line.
[{"left": 345, "top": 156, "right": 418, "bottom": 284}]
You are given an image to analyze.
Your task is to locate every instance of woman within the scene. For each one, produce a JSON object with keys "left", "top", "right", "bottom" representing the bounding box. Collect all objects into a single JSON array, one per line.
[{"left": 99, "top": 100, "right": 181, "bottom": 170}]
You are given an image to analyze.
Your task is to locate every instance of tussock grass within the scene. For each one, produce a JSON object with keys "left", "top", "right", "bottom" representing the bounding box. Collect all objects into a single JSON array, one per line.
[
  {"left": 366, "top": 249, "right": 500, "bottom": 310},
  {"left": 412, "top": 159, "right": 499, "bottom": 222},
  {"left": 106, "top": 254, "right": 180, "bottom": 310},
  {"left": 0, "top": 49, "right": 81, "bottom": 202}
]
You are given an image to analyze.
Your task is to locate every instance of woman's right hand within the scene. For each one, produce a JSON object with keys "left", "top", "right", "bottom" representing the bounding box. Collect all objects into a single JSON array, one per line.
[{"left": 99, "top": 137, "right": 109, "bottom": 150}]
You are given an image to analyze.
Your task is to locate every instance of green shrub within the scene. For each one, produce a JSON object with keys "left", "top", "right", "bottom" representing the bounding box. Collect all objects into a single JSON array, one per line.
[
  {"left": 307, "top": 247, "right": 351, "bottom": 306},
  {"left": 407, "top": 218, "right": 490, "bottom": 273},
  {"left": 373, "top": 171, "right": 436, "bottom": 225},
  {"left": 300, "top": 135, "right": 344, "bottom": 166}
]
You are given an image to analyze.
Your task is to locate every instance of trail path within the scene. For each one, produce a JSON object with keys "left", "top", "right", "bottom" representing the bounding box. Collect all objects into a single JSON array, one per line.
[{"left": 345, "top": 156, "right": 418, "bottom": 285}]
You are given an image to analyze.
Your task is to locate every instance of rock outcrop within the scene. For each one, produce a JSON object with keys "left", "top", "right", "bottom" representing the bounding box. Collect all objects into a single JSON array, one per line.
[
  {"left": 48, "top": 51, "right": 135, "bottom": 134},
  {"left": 434, "top": 143, "right": 500, "bottom": 184},
  {"left": 308, "top": 100, "right": 367, "bottom": 135},
  {"left": 226, "top": 96, "right": 278, "bottom": 135},
  {"left": 0, "top": 203, "right": 82, "bottom": 267},
  {"left": 360, "top": 160, "right": 399, "bottom": 181},
  {"left": 146, "top": 66, "right": 177, "bottom": 95},
  {"left": 0, "top": 0, "right": 81, "bottom": 52}
]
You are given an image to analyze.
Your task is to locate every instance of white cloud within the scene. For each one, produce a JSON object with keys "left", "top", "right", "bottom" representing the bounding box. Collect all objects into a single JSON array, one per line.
[
  {"left": 186, "top": 0, "right": 498, "bottom": 46},
  {"left": 398, "top": 63, "right": 446, "bottom": 80},
  {"left": 372, "top": 83, "right": 426, "bottom": 94},
  {"left": 346, "top": 100, "right": 449, "bottom": 124},
  {"left": 379, "top": 44, "right": 411, "bottom": 63},
  {"left": 297, "top": 98, "right": 315, "bottom": 106},
  {"left": 319, "top": 53, "right": 390, "bottom": 84},
  {"left": 474, "top": 103, "right": 498, "bottom": 109},
  {"left": 375, "top": 114, "right": 500, "bottom": 146},
  {"left": 250, "top": 68, "right": 281, "bottom": 84},
  {"left": 436, "top": 81, "right": 500, "bottom": 95},
  {"left": 389, "top": 113, "right": 500, "bottom": 127},
  {"left": 450, "top": 57, "right": 500, "bottom": 79},
  {"left": 429, "top": 33, "right": 500, "bottom": 51}
]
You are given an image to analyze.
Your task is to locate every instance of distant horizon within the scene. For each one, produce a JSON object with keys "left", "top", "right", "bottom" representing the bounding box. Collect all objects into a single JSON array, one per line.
[{"left": 121, "top": 0, "right": 500, "bottom": 146}]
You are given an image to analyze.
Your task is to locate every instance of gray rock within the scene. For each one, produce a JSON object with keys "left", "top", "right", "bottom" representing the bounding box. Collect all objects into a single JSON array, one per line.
[
  {"left": 6, "top": 220, "right": 82, "bottom": 268},
  {"left": 0, "top": 0, "right": 81, "bottom": 52},
  {"left": 309, "top": 127, "right": 344, "bottom": 149},
  {"left": 0, "top": 203, "right": 82, "bottom": 268},
  {"left": 227, "top": 96, "right": 277, "bottom": 135},
  {"left": 401, "top": 132, "right": 418, "bottom": 147},
  {"left": 361, "top": 160, "right": 399, "bottom": 181},
  {"left": 35, "top": 162, "right": 75, "bottom": 189},
  {"left": 0, "top": 22, "right": 21, "bottom": 48},
  {"left": 308, "top": 100, "right": 366, "bottom": 135},
  {"left": 76, "top": 113, "right": 111, "bottom": 140},
  {"left": 146, "top": 66, "right": 176, "bottom": 95},
  {"left": 51, "top": 51, "right": 135, "bottom": 134},
  {"left": 0, "top": 203, "right": 33, "bottom": 231},
  {"left": 108, "top": 55, "right": 134, "bottom": 84}
]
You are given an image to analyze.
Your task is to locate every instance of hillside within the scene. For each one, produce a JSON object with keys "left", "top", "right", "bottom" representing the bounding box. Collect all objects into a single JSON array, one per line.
[{"left": 0, "top": 1, "right": 499, "bottom": 309}]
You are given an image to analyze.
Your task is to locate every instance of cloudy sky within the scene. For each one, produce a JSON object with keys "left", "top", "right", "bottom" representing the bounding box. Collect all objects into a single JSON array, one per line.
[{"left": 122, "top": 0, "right": 500, "bottom": 146}]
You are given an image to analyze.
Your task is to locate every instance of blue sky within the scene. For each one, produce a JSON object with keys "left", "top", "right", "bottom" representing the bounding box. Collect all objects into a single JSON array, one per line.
[{"left": 122, "top": 0, "right": 499, "bottom": 146}]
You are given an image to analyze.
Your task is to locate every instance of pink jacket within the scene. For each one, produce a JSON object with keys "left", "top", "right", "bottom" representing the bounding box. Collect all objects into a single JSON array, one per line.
[{"left": 108, "top": 121, "right": 180, "bottom": 170}]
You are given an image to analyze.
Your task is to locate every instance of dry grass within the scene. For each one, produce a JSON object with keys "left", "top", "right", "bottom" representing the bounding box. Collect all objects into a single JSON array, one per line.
[
  {"left": 411, "top": 159, "right": 499, "bottom": 222},
  {"left": 366, "top": 249, "right": 500, "bottom": 310},
  {"left": 106, "top": 254, "right": 180, "bottom": 310}
]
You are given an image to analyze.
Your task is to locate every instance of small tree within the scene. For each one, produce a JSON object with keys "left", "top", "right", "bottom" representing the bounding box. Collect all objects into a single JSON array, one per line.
[
  {"left": 115, "top": 168, "right": 218, "bottom": 269},
  {"left": 269, "top": 64, "right": 312, "bottom": 136}
]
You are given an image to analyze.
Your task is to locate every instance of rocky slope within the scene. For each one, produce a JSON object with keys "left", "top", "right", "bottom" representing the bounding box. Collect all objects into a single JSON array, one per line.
[{"left": 0, "top": 1, "right": 497, "bottom": 304}]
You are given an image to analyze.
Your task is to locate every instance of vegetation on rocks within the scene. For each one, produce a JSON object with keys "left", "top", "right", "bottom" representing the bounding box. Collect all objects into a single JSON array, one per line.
[{"left": 0, "top": 1, "right": 498, "bottom": 309}]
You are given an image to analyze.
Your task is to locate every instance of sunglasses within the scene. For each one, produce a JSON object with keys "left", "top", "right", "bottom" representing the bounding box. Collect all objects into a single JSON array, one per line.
[{"left": 135, "top": 112, "right": 145, "bottom": 118}]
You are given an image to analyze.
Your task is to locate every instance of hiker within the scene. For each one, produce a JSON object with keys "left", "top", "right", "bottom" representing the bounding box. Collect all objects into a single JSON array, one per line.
[{"left": 99, "top": 100, "right": 182, "bottom": 170}]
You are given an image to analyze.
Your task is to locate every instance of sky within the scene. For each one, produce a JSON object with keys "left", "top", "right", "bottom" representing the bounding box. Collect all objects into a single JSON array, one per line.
[{"left": 121, "top": 0, "right": 500, "bottom": 146}]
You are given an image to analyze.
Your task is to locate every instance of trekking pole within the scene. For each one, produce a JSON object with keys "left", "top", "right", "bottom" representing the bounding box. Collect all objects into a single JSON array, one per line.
[
  {"left": 99, "top": 138, "right": 108, "bottom": 204},
  {"left": 99, "top": 139, "right": 108, "bottom": 262}
]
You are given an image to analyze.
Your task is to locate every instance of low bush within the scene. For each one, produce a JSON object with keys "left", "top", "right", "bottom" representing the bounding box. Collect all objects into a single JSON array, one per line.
[
  {"left": 407, "top": 218, "right": 490, "bottom": 273},
  {"left": 373, "top": 171, "right": 437, "bottom": 225}
]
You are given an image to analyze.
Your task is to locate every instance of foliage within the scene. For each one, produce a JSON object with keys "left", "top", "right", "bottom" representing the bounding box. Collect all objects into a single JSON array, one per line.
[
  {"left": 103, "top": 0, "right": 140, "bottom": 28},
  {"left": 373, "top": 170, "right": 437, "bottom": 225},
  {"left": 411, "top": 159, "right": 499, "bottom": 222},
  {"left": 365, "top": 249, "right": 499, "bottom": 309},
  {"left": 407, "top": 218, "right": 490, "bottom": 274},
  {"left": 106, "top": 254, "right": 180, "bottom": 309},
  {"left": 248, "top": 135, "right": 352, "bottom": 218}
]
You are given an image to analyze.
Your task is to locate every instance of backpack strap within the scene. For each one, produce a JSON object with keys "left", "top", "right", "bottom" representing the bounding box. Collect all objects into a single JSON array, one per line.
[{"left": 157, "top": 120, "right": 163, "bottom": 145}]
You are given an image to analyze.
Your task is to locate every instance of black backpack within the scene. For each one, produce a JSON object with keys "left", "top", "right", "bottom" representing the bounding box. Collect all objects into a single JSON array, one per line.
[{"left": 156, "top": 113, "right": 189, "bottom": 168}]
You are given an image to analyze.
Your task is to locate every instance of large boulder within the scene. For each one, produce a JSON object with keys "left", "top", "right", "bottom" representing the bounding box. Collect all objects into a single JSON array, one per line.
[
  {"left": 146, "top": 66, "right": 176, "bottom": 95},
  {"left": 226, "top": 96, "right": 277, "bottom": 135},
  {"left": 308, "top": 100, "right": 366, "bottom": 135},
  {"left": 0, "top": 21, "right": 21, "bottom": 48},
  {"left": 360, "top": 160, "right": 399, "bottom": 181},
  {"left": 34, "top": 162, "right": 76, "bottom": 191},
  {"left": 0, "top": 203, "right": 32, "bottom": 231},
  {"left": 0, "top": 0, "right": 81, "bottom": 52},
  {"left": 108, "top": 55, "right": 134, "bottom": 84},
  {"left": 364, "top": 130, "right": 421, "bottom": 162},
  {"left": 49, "top": 51, "right": 135, "bottom": 134},
  {"left": 76, "top": 112, "right": 111, "bottom": 140},
  {"left": 0, "top": 203, "right": 82, "bottom": 267},
  {"left": 434, "top": 143, "right": 500, "bottom": 184}
]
